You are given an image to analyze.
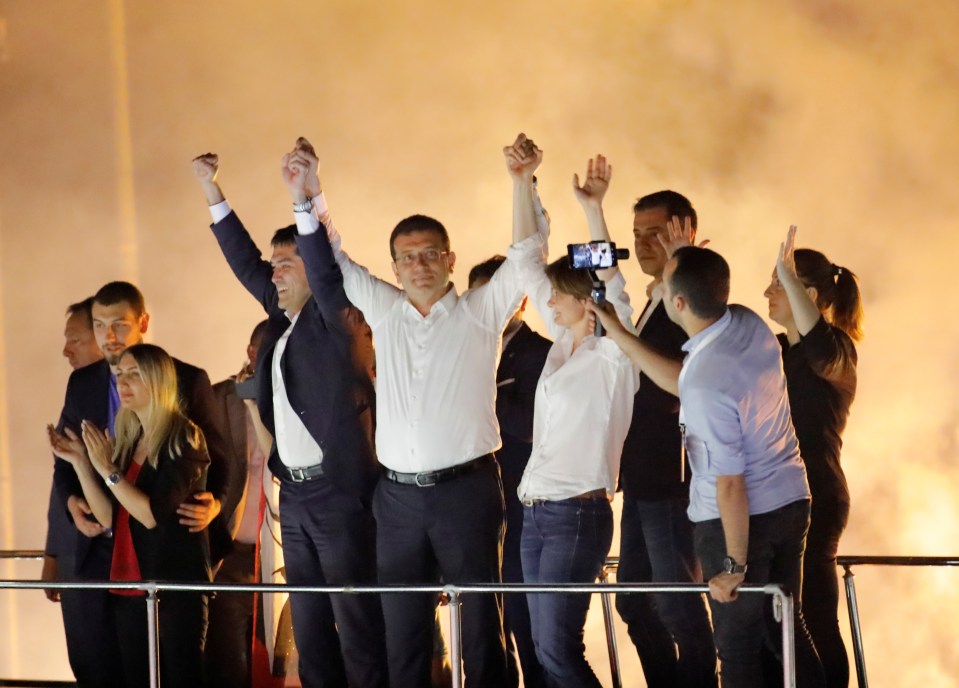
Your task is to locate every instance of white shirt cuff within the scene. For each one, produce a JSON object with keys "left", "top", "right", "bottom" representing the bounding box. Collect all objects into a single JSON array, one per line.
[{"left": 209, "top": 200, "right": 231, "bottom": 224}]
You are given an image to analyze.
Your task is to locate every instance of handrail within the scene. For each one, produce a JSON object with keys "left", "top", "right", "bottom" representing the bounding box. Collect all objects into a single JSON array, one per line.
[
  {"left": 0, "top": 550, "right": 44, "bottom": 560},
  {"left": 835, "top": 554, "right": 959, "bottom": 688},
  {"left": 0, "top": 574, "right": 796, "bottom": 688}
]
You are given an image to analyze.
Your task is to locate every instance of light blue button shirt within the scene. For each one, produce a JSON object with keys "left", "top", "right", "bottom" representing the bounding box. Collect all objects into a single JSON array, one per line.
[{"left": 679, "top": 305, "right": 810, "bottom": 522}]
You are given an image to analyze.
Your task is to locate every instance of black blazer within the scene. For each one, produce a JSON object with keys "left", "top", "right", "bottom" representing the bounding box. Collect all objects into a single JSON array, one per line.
[
  {"left": 53, "top": 357, "right": 234, "bottom": 577},
  {"left": 124, "top": 439, "right": 212, "bottom": 583},
  {"left": 496, "top": 322, "right": 551, "bottom": 447},
  {"left": 212, "top": 211, "right": 379, "bottom": 499},
  {"left": 619, "top": 301, "right": 691, "bottom": 501}
]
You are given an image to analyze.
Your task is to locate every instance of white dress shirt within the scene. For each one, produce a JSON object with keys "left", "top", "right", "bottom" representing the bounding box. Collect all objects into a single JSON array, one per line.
[
  {"left": 516, "top": 266, "right": 640, "bottom": 502},
  {"left": 295, "top": 193, "right": 544, "bottom": 472},
  {"left": 209, "top": 200, "right": 322, "bottom": 469}
]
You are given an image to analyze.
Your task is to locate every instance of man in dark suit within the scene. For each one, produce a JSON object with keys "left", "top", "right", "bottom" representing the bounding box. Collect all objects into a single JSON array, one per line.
[
  {"left": 205, "top": 319, "right": 269, "bottom": 688},
  {"left": 52, "top": 281, "right": 235, "bottom": 688},
  {"left": 616, "top": 191, "right": 717, "bottom": 688},
  {"left": 468, "top": 255, "right": 550, "bottom": 688},
  {"left": 192, "top": 142, "right": 387, "bottom": 688},
  {"left": 42, "top": 297, "right": 104, "bottom": 605}
]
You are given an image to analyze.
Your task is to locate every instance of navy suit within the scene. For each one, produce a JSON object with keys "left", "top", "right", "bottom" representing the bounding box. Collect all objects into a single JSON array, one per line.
[
  {"left": 495, "top": 322, "right": 551, "bottom": 688},
  {"left": 211, "top": 211, "right": 386, "bottom": 688},
  {"left": 52, "top": 356, "right": 231, "bottom": 688}
]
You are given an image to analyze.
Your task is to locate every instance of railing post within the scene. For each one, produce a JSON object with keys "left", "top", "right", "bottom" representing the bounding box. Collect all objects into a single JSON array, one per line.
[
  {"left": 598, "top": 568, "right": 623, "bottom": 688},
  {"left": 843, "top": 565, "right": 868, "bottom": 688},
  {"left": 146, "top": 585, "right": 160, "bottom": 688},
  {"left": 773, "top": 589, "right": 796, "bottom": 688},
  {"left": 447, "top": 588, "right": 463, "bottom": 688}
]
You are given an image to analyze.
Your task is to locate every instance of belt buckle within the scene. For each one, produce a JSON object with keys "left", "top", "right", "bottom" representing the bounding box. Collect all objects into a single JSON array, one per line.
[
  {"left": 414, "top": 471, "right": 437, "bottom": 487},
  {"left": 289, "top": 467, "right": 306, "bottom": 483}
]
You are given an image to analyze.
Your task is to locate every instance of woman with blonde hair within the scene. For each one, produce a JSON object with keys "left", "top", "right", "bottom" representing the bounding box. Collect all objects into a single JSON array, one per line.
[
  {"left": 50, "top": 343, "right": 211, "bottom": 687},
  {"left": 764, "top": 226, "right": 864, "bottom": 688}
]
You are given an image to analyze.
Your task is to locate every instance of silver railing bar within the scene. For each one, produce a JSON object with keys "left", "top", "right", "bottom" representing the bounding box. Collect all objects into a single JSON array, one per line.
[{"left": 0, "top": 577, "right": 793, "bottom": 688}]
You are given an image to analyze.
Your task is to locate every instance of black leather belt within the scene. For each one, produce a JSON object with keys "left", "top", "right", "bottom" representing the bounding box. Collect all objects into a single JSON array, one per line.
[
  {"left": 277, "top": 462, "right": 324, "bottom": 483},
  {"left": 521, "top": 488, "right": 610, "bottom": 507},
  {"left": 384, "top": 454, "right": 492, "bottom": 487}
]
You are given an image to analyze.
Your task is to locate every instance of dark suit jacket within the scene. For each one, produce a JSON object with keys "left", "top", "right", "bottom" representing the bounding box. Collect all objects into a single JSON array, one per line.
[
  {"left": 126, "top": 440, "right": 212, "bottom": 583},
  {"left": 212, "top": 211, "right": 379, "bottom": 500},
  {"left": 53, "top": 357, "right": 234, "bottom": 577},
  {"left": 210, "top": 378, "right": 251, "bottom": 539},
  {"left": 619, "top": 300, "right": 691, "bottom": 501}
]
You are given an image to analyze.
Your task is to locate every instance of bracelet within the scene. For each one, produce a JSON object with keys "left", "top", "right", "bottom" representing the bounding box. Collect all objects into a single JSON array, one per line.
[{"left": 292, "top": 199, "right": 313, "bottom": 213}]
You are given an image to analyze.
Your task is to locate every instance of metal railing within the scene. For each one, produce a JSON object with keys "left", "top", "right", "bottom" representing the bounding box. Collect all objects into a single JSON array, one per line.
[
  {"left": 0, "top": 549, "right": 797, "bottom": 688},
  {"left": 837, "top": 555, "right": 959, "bottom": 688}
]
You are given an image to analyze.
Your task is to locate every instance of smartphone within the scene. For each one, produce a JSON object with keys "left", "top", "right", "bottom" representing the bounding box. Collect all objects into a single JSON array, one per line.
[
  {"left": 567, "top": 241, "right": 622, "bottom": 270},
  {"left": 235, "top": 376, "right": 257, "bottom": 400}
]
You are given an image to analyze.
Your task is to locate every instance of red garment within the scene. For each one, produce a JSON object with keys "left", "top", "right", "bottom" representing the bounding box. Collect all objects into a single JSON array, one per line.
[{"left": 110, "top": 460, "right": 145, "bottom": 597}]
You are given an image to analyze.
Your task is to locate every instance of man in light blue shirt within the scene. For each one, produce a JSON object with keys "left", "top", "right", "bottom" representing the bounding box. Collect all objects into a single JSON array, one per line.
[{"left": 591, "top": 243, "right": 824, "bottom": 688}]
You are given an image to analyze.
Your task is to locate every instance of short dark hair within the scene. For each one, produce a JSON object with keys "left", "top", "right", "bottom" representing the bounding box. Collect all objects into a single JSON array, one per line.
[
  {"left": 669, "top": 246, "right": 729, "bottom": 319},
  {"left": 249, "top": 319, "right": 270, "bottom": 349},
  {"left": 271, "top": 225, "right": 298, "bottom": 252},
  {"left": 634, "top": 190, "right": 698, "bottom": 230},
  {"left": 65, "top": 296, "right": 96, "bottom": 329},
  {"left": 468, "top": 255, "right": 506, "bottom": 288},
  {"left": 389, "top": 215, "right": 450, "bottom": 259},
  {"left": 93, "top": 282, "right": 146, "bottom": 318},
  {"left": 544, "top": 256, "right": 593, "bottom": 301}
]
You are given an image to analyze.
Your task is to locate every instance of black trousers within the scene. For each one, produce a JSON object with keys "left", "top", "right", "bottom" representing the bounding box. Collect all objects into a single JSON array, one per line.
[
  {"left": 205, "top": 542, "right": 256, "bottom": 688},
  {"left": 373, "top": 456, "right": 508, "bottom": 688},
  {"left": 279, "top": 473, "right": 387, "bottom": 688},
  {"left": 60, "top": 537, "right": 124, "bottom": 688},
  {"left": 111, "top": 591, "right": 208, "bottom": 688}
]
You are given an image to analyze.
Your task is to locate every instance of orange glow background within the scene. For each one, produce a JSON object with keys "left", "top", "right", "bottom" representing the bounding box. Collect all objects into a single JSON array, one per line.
[{"left": 2, "top": 1, "right": 958, "bottom": 685}]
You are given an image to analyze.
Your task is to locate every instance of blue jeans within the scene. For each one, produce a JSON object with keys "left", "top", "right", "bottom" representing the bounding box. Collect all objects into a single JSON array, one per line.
[
  {"left": 617, "top": 497, "right": 718, "bottom": 687},
  {"left": 694, "top": 499, "right": 825, "bottom": 688},
  {"left": 521, "top": 499, "right": 613, "bottom": 688}
]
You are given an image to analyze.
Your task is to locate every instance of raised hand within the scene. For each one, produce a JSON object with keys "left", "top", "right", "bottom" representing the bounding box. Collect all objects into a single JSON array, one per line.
[
  {"left": 48, "top": 425, "right": 87, "bottom": 466},
  {"left": 776, "top": 225, "right": 800, "bottom": 287},
  {"left": 191, "top": 152, "right": 226, "bottom": 205},
  {"left": 658, "top": 215, "right": 704, "bottom": 258},
  {"left": 503, "top": 133, "right": 543, "bottom": 183},
  {"left": 282, "top": 137, "right": 322, "bottom": 204},
  {"left": 191, "top": 153, "right": 219, "bottom": 183},
  {"left": 572, "top": 155, "right": 612, "bottom": 209},
  {"left": 80, "top": 421, "right": 116, "bottom": 479}
]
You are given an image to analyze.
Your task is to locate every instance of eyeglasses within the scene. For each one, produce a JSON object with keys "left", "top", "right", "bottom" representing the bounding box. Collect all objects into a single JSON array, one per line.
[{"left": 394, "top": 249, "right": 448, "bottom": 266}]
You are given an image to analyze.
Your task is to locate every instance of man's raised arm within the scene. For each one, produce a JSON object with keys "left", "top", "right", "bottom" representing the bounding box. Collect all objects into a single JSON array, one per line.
[
  {"left": 281, "top": 139, "right": 401, "bottom": 327},
  {"left": 191, "top": 153, "right": 277, "bottom": 313}
]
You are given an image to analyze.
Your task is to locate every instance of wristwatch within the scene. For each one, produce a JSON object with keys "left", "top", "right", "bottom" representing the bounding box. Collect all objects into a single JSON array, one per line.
[
  {"left": 722, "top": 556, "right": 748, "bottom": 575},
  {"left": 292, "top": 199, "right": 314, "bottom": 213},
  {"left": 105, "top": 471, "right": 122, "bottom": 487}
]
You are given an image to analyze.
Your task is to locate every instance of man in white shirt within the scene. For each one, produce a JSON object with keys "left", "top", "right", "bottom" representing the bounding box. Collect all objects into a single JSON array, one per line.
[{"left": 286, "top": 135, "right": 545, "bottom": 688}]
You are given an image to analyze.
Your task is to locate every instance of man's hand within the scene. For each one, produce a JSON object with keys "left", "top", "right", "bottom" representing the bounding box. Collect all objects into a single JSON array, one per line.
[
  {"left": 191, "top": 153, "right": 226, "bottom": 205},
  {"left": 282, "top": 137, "right": 322, "bottom": 204},
  {"left": 584, "top": 300, "right": 628, "bottom": 338},
  {"left": 41, "top": 555, "right": 60, "bottom": 603},
  {"left": 177, "top": 492, "right": 221, "bottom": 533},
  {"left": 67, "top": 495, "right": 107, "bottom": 538},
  {"left": 658, "top": 215, "right": 708, "bottom": 258},
  {"left": 503, "top": 133, "right": 542, "bottom": 184},
  {"left": 572, "top": 155, "right": 612, "bottom": 210},
  {"left": 708, "top": 571, "right": 746, "bottom": 603}
]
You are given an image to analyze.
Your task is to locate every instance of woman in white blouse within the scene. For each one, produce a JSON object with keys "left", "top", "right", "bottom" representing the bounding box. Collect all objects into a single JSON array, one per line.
[{"left": 510, "top": 148, "right": 639, "bottom": 688}]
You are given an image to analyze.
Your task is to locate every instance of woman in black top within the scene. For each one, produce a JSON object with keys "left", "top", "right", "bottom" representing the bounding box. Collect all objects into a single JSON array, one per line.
[
  {"left": 764, "top": 226, "right": 863, "bottom": 688},
  {"left": 50, "top": 343, "right": 211, "bottom": 687}
]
